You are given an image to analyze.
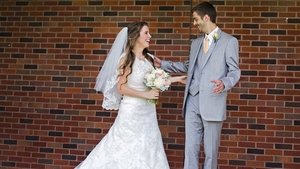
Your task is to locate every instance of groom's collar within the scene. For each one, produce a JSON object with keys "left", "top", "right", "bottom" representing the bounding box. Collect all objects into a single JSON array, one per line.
[{"left": 205, "top": 27, "right": 219, "bottom": 41}]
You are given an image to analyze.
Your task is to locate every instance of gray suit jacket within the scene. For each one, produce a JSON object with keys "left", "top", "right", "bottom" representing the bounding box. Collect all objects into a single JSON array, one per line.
[{"left": 161, "top": 29, "right": 240, "bottom": 121}]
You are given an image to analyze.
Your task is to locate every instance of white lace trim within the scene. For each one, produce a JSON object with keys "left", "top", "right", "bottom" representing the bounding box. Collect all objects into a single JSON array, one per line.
[{"left": 102, "top": 69, "right": 121, "bottom": 110}]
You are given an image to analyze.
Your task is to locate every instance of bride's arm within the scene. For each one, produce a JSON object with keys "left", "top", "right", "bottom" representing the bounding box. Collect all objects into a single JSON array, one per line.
[{"left": 117, "top": 68, "right": 159, "bottom": 100}]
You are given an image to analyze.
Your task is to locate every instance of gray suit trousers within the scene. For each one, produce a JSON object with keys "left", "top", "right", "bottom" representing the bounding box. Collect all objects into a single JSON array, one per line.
[{"left": 184, "top": 93, "right": 223, "bottom": 169}]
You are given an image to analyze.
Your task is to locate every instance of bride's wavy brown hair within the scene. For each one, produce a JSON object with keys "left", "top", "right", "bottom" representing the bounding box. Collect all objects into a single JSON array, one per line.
[{"left": 118, "top": 21, "right": 154, "bottom": 86}]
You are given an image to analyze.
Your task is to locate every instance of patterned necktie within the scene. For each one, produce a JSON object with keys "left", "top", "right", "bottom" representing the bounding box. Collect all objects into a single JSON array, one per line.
[{"left": 203, "top": 36, "right": 209, "bottom": 53}]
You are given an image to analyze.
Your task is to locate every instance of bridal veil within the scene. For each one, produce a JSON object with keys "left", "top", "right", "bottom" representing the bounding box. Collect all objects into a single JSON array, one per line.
[{"left": 94, "top": 27, "right": 128, "bottom": 110}]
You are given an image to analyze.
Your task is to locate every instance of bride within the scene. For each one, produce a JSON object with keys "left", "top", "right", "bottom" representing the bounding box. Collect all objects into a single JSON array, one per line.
[{"left": 75, "top": 21, "right": 186, "bottom": 169}]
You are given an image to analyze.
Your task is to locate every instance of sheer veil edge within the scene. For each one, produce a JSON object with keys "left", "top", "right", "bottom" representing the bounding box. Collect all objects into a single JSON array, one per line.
[{"left": 94, "top": 27, "right": 128, "bottom": 110}]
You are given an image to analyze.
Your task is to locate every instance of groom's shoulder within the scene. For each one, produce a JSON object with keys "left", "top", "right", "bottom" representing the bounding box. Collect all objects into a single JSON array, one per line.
[{"left": 221, "top": 31, "right": 237, "bottom": 41}]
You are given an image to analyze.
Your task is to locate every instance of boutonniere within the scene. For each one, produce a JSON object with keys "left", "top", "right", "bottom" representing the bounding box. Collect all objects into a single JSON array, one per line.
[{"left": 213, "top": 32, "right": 220, "bottom": 43}]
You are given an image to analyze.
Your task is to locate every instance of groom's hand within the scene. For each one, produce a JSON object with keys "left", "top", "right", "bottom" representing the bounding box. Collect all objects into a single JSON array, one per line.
[{"left": 211, "top": 80, "right": 224, "bottom": 94}]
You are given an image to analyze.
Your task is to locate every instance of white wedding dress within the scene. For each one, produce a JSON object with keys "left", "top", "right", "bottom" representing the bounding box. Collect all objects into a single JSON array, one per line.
[{"left": 75, "top": 57, "right": 170, "bottom": 169}]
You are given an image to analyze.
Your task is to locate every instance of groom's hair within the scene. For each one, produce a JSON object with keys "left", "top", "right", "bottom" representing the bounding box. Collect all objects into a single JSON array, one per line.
[{"left": 192, "top": 1, "right": 217, "bottom": 23}]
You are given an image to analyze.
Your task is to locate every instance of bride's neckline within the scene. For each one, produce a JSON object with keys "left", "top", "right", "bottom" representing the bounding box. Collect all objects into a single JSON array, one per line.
[{"left": 135, "top": 56, "right": 146, "bottom": 61}]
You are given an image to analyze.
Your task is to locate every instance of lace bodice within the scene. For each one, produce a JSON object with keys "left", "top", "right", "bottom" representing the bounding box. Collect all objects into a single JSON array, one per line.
[
  {"left": 121, "top": 58, "right": 154, "bottom": 105},
  {"left": 127, "top": 57, "right": 154, "bottom": 91},
  {"left": 102, "top": 57, "right": 154, "bottom": 110}
]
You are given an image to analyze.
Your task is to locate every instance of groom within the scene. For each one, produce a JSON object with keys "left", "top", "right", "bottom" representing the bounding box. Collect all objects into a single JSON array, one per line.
[{"left": 155, "top": 2, "right": 240, "bottom": 169}]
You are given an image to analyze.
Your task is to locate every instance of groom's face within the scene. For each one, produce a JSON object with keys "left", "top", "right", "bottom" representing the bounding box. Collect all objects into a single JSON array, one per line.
[{"left": 192, "top": 11, "right": 207, "bottom": 33}]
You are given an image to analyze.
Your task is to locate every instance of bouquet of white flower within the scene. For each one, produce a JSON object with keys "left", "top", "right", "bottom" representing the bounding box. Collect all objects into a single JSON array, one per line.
[{"left": 144, "top": 68, "right": 171, "bottom": 104}]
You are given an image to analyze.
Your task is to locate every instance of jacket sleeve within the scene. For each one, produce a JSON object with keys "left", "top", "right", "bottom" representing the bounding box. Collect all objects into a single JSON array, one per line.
[
  {"left": 161, "top": 60, "right": 189, "bottom": 73},
  {"left": 221, "top": 37, "right": 241, "bottom": 91}
]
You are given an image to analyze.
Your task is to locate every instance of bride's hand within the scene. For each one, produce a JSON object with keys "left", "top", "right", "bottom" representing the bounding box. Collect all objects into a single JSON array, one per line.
[
  {"left": 145, "top": 89, "right": 159, "bottom": 99},
  {"left": 169, "top": 75, "right": 187, "bottom": 84}
]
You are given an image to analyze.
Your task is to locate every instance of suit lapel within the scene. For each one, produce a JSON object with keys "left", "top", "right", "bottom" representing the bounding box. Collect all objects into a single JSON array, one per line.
[{"left": 190, "top": 37, "right": 203, "bottom": 72}]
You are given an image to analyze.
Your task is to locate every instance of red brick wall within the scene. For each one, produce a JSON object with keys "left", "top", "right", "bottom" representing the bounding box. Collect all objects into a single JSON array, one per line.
[{"left": 0, "top": 0, "right": 299, "bottom": 169}]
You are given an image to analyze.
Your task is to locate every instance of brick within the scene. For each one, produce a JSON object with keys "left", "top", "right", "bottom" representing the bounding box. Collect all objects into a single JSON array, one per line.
[
  {"left": 270, "top": 30, "right": 286, "bottom": 35},
  {"left": 79, "top": 28, "right": 93, "bottom": 32},
  {"left": 159, "top": 6, "right": 174, "bottom": 11},
  {"left": 286, "top": 102, "right": 300, "bottom": 107},
  {"left": 63, "top": 144, "right": 77, "bottom": 149},
  {"left": 24, "top": 64, "right": 38, "bottom": 69},
  {"left": 229, "top": 160, "right": 246, "bottom": 166},
  {"left": 267, "top": 89, "right": 284, "bottom": 95},
  {"left": 86, "top": 128, "right": 101, "bottom": 133},
  {"left": 242, "top": 24, "right": 259, "bottom": 29},
  {"left": 55, "top": 44, "right": 69, "bottom": 48},
  {"left": 29, "top": 22, "right": 42, "bottom": 27},
  {"left": 33, "top": 48, "right": 46, "bottom": 53},
  {"left": 80, "top": 17, "right": 94, "bottom": 22},
  {"left": 80, "top": 100, "right": 95, "bottom": 105},
  {"left": 88, "top": 1, "right": 102, "bottom": 5},
  {"left": 247, "top": 148, "right": 264, "bottom": 154},
  {"left": 240, "top": 94, "right": 257, "bottom": 100},
  {"left": 20, "top": 118, "right": 33, "bottom": 124},
  {"left": 2, "top": 161, "right": 15, "bottom": 167},
  {"left": 168, "top": 144, "right": 184, "bottom": 150},
  {"left": 4, "top": 139, "right": 17, "bottom": 145},
  {"left": 62, "top": 155, "right": 76, "bottom": 161},
  {"left": 25, "top": 136, "right": 39, "bottom": 141},
  {"left": 261, "top": 12, "right": 278, "bottom": 17},
  {"left": 249, "top": 124, "right": 265, "bottom": 130},
  {"left": 135, "top": 1, "right": 150, "bottom": 5},
  {"left": 58, "top": 1, "right": 72, "bottom": 5},
  {"left": 158, "top": 28, "right": 173, "bottom": 33},
  {"left": 222, "top": 129, "right": 238, "bottom": 134},
  {"left": 95, "top": 112, "right": 111, "bottom": 117},
  {"left": 0, "top": 32, "right": 12, "bottom": 36},
  {"left": 265, "top": 162, "right": 282, "bottom": 168},
  {"left": 287, "top": 66, "right": 300, "bottom": 71}
]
